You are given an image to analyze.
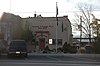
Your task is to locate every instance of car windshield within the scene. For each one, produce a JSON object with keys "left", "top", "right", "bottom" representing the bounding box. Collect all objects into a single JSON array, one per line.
[{"left": 10, "top": 41, "right": 26, "bottom": 47}]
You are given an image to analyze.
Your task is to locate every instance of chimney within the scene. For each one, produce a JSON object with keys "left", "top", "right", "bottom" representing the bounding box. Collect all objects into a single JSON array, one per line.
[
  {"left": 34, "top": 14, "right": 36, "bottom": 18},
  {"left": 34, "top": 11, "right": 36, "bottom": 18}
]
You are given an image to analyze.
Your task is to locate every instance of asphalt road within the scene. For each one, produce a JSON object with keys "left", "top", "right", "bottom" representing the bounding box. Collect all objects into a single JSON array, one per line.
[{"left": 0, "top": 53, "right": 100, "bottom": 66}]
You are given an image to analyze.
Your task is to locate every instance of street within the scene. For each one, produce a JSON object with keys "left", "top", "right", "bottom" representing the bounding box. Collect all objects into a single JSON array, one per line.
[{"left": 0, "top": 53, "right": 100, "bottom": 66}]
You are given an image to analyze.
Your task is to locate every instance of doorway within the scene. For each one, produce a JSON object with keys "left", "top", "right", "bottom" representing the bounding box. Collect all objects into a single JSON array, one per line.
[{"left": 39, "top": 38, "right": 45, "bottom": 51}]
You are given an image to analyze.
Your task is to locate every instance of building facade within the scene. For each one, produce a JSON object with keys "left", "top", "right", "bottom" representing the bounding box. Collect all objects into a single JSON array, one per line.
[
  {"left": 22, "top": 15, "right": 72, "bottom": 51},
  {"left": 0, "top": 12, "right": 22, "bottom": 43},
  {"left": 0, "top": 12, "right": 72, "bottom": 52}
]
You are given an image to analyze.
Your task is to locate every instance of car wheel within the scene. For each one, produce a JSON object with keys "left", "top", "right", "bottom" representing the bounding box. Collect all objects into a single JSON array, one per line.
[
  {"left": 25, "top": 54, "right": 28, "bottom": 58},
  {"left": 7, "top": 54, "right": 11, "bottom": 58}
]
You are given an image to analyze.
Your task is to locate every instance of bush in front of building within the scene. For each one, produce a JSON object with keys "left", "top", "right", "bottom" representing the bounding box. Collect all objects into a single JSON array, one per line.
[
  {"left": 69, "top": 46, "right": 77, "bottom": 53},
  {"left": 79, "top": 47, "right": 86, "bottom": 53},
  {"left": 57, "top": 47, "right": 63, "bottom": 52},
  {"left": 62, "top": 42, "right": 77, "bottom": 53},
  {"left": 43, "top": 46, "right": 51, "bottom": 53},
  {"left": 92, "top": 37, "right": 100, "bottom": 54}
]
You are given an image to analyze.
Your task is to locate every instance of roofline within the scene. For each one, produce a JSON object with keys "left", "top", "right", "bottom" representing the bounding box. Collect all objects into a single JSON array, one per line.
[{"left": 22, "top": 15, "right": 68, "bottom": 19}]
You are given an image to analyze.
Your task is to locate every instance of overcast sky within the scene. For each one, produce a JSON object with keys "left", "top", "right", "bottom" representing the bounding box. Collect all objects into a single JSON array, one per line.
[
  {"left": 0, "top": 0, "right": 100, "bottom": 17},
  {"left": 0, "top": 0, "right": 100, "bottom": 37}
]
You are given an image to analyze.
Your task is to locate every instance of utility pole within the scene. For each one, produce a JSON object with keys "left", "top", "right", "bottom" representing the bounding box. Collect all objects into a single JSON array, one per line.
[
  {"left": 80, "top": 16, "right": 82, "bottom": 46},
  {"left": 88, "top": 13, "right": 91, "bottom": 45},
  {"left": 89, "top": 23, "right": 91, "bottom": 45},
  {"left": 56, "top": 2, "right": 58, "bottom": 53}
]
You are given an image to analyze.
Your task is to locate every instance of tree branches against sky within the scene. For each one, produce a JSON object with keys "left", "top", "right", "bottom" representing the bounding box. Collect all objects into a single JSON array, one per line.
[{"left": 67, "top": 0, "right": 100, "bottom": 11}]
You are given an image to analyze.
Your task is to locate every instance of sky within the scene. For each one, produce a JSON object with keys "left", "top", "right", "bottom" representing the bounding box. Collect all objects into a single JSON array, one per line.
[{"left": 0, "top": 0, "right": 100, "bottom": 37}]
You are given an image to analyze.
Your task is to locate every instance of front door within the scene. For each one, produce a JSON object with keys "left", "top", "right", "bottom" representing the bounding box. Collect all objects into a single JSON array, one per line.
[{"left": 39, "top": 38, "right": 45, "bottom": 50}]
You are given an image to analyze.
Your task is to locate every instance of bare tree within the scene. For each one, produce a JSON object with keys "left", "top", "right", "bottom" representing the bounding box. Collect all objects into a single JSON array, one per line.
[{"left": 73, "top": 3, "right": 93, "bottom": 45}]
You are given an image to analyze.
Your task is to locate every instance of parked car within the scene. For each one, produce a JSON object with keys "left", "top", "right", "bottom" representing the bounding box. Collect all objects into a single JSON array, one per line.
[{"left": 7, "top": 40, "right": 27, "bottom": 58}]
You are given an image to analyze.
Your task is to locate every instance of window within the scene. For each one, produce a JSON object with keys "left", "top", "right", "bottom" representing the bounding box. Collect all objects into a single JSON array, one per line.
[
  {"left": 58, "top": 39, "right": 62, "bottom": 45},
  {"left": 52, "top": 39, "right": 62, "bottom": 45},
  {"left": 53, "top": 39, "right": 56, "bottom": 45}
]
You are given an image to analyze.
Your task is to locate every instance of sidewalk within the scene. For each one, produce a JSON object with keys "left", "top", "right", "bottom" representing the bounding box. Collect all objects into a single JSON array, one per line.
[{"left": 28, "top": 52, "right": 100, "bottom": 57}]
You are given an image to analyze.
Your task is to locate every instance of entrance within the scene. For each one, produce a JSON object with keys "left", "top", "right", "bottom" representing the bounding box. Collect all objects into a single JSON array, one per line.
[{"left": 39, "top": 38, "right": 45, "bottom": 50}]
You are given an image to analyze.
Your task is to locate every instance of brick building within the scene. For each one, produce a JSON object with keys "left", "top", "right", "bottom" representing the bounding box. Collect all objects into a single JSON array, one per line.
[
  {"left": 0, "top": 12, "right": 72, "bottom": 52},
  {"left": 22, "top": 15, "right": 72, "bottom": 51}
]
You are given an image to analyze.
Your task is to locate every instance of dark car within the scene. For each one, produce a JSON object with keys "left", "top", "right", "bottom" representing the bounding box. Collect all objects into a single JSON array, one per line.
[{"left": 7, "top": 40, "right": 27, "bottom": 58}]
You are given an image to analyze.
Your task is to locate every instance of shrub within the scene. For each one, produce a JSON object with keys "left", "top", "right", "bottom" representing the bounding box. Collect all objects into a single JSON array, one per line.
[
  {"left": 79, "top": 47, "right": 86, "bottom": 53},
  {"left": 43, "top": 46, "right": 50, "bottom": 53},
  {"left": 57, "top": 47, "right": 63, "bottom": 52},
  {"left": 92, "top": 37, "right": 100, "bottom": 54},
  {"left": 62, "top": 42, "right": 77, "bottom": 53}
]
